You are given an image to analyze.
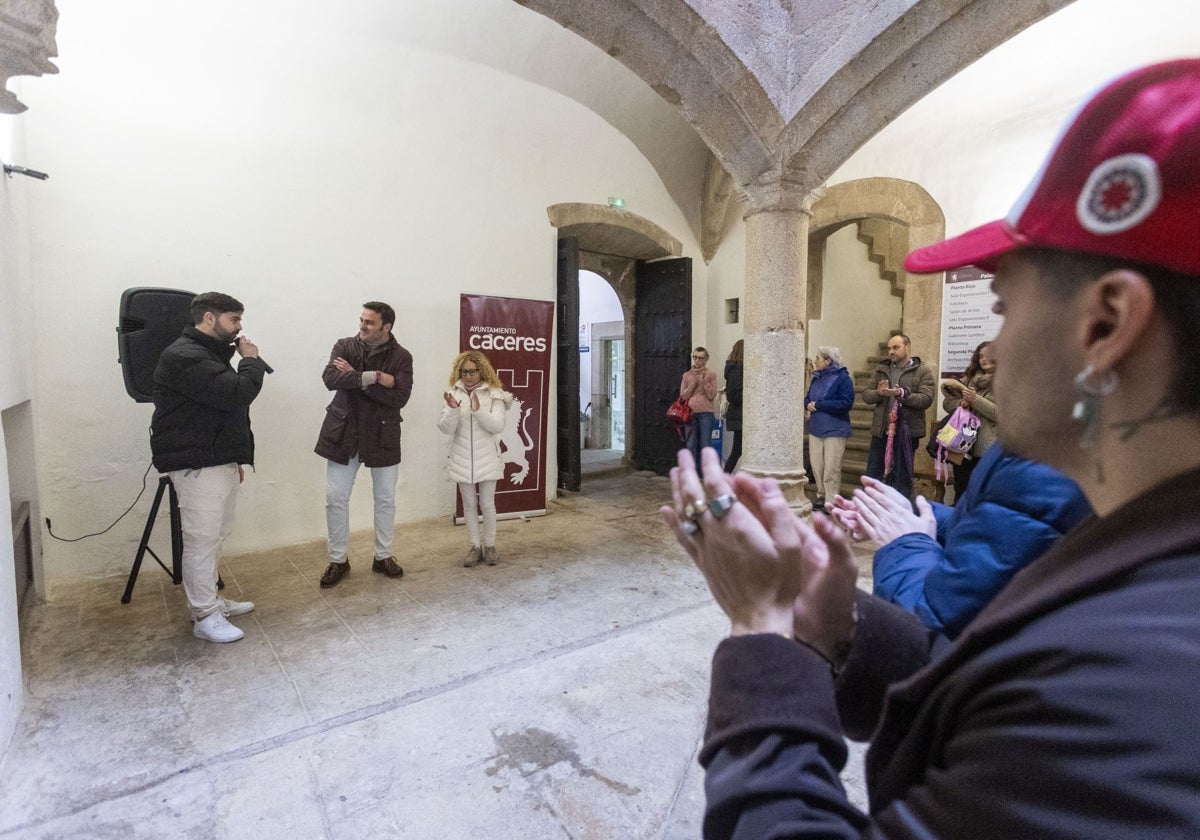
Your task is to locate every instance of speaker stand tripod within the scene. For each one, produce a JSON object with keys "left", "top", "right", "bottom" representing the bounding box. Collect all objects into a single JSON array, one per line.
[{"left": 121, "top": 475, "right": 222, "bottom": 604}]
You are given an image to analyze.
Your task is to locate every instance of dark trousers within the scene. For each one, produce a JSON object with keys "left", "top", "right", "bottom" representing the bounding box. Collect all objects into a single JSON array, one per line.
[
  {"left": 867, "top": 434, "right": 919, "bottom": 500},
  {"left": 724, "top": 428, "right": 742, "bottom": 472},
  {"left": 951, "top": 455, "right": 981, "bottom": 503}
]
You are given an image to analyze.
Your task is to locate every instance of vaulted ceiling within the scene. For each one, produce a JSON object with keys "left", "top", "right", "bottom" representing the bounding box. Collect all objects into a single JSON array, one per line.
[
  {"left": 518, "top": 0, "right": 1074, "bottom": 208},
  {"left": 0, "top": 0, "right": 1077, "bottom": 239}
]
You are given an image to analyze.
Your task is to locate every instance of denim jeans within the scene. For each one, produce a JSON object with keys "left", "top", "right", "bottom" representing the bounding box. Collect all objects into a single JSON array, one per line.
[
  {"left": 685, "top": 412, "right": 717, "bottom": 475},
  {"left": 326, "top": 455, "right": 398, "bottom": 562},
  {"left": 168, "top": 463, "right": 240, "bottom": 620}
]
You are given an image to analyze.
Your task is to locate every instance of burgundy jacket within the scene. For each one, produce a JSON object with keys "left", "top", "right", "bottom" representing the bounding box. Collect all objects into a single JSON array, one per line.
[{"left": 314, "top": 335, "right": 413, "bottom": 468}]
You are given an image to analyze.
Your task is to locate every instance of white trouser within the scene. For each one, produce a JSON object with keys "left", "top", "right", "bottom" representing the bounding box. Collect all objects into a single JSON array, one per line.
[
  {"left": 326, "top": 456, "right": 398, "bottom": 562},
  {"left": 458, "top": 480, "right": 497, "bottom": 547},
  {"left": 808, "top": 435, "right": 848, "bottom": 501},
  {"left": 168, "top": 464, "right": 240, "bottom": 621}
]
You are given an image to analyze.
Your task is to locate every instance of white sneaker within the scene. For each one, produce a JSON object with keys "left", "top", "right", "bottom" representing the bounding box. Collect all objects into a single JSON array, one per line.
[
  {"left": 194, "top": 612, "right": 244, "bottom": 643},
  {"left": 219, "top": 596, "right": 255, "bottom": 617}
]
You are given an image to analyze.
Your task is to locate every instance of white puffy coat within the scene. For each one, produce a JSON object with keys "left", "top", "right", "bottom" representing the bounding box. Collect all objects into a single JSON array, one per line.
[{"left": 437, "top": 383, "right": 512, "bottom": 484}]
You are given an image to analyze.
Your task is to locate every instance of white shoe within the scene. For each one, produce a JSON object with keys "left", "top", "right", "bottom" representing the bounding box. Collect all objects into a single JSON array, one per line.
[
  {"left": 219, "top": 596, "right": 255, "bottom": 617},
  {"left": 194, "top": 612, "right": 244, "bottom": 643}
]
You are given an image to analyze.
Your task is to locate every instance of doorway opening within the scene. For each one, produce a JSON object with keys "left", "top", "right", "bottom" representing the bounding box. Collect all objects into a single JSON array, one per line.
[
  {"left": 578, "top": 270, "right": 626, "bottom": 478},
  {"left": 549, "top": 203, "right": 687, "bottom": 489}
]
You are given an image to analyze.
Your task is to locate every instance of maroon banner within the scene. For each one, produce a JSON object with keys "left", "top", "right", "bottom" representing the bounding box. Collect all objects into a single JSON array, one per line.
[{"left": 458, "top": 294, "right": 554, "bottom": 519}]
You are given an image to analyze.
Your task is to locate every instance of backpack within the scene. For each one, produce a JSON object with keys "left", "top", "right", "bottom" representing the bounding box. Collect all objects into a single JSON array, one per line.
[{"left": 935, "top": 406, "right": 980, "bottom": 480}]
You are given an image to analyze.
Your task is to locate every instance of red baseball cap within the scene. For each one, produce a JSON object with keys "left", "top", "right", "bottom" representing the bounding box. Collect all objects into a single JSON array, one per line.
[{"left": 905, "top": 59, "right": 1200, "bottom": 276}]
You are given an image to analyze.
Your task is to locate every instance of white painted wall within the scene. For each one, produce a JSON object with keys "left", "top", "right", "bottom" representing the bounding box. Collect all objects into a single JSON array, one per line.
[
  {"left": 809, "top": 226, "right": 902, "bottom": 372},
  {"left": 18, "top": 0, "right": 702, "bottom": 587},
  {"left": 0, "top": 99, "right": 37, "bottom": 764},
  {"left": 829, "top": 0, "right": 1200, "bottom": 236},
  {"left": 705, "top": 206, "right": 747, "bottom": 373}
]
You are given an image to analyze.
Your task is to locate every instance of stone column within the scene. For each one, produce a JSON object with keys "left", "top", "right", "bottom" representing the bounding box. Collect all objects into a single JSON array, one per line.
[{"left": 739, "top": 181, "right": 823, "bottom": 510}]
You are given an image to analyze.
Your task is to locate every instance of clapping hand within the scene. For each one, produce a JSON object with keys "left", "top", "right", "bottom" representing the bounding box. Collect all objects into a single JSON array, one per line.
[
  {"left": 844, "top": 476, "right": 936, "bottom": 547},
  {"left": 661, "top": 448, "right": 858, "bottom": 663}
]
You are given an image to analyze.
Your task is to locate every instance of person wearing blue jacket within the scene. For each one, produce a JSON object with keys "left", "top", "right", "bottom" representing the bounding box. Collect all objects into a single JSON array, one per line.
[
  {"left": 803, "top": 346, "right": 856, "bottom": 511},
  {"left": 832, "top": 443, "right": 1091, "bottom": 637}
]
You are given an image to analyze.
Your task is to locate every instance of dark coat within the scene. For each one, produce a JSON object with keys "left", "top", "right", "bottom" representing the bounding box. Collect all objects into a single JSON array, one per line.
[
  {"left": 723, "top": 361, "right": 743, "bottom": 431},
  {"left": 314, "top": 334, "right": 413, "bottom": 468},
  {"left": 700, "top": 467, "right": 1200, "bottom": 839},
  {"left": 150, "top": 326, "right": 266, "bottom": 472},
  {"left": 873, "top": 444, "right": 1091, "bottom": 637},
  {"left": 861, "top": 356, "right": 935, "bottom": 439},
  {"left": 804, "top": 365, "right": 855, "bottom": 438}
]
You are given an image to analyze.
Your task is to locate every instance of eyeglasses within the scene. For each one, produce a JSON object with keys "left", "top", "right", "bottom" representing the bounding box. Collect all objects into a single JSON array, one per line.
[
  {"left": 691, "top": 355, "right": 707, "bottom": 360},
  {"left": 460, "top": 368, "right": 480, "bottom": 376}
]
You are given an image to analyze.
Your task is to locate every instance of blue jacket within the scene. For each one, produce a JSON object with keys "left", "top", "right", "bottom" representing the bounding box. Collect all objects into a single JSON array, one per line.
[
  {"left": 873, "top": 444, "right": 1091, "bottom": 637},
  {"left": 803, "top": 365, "right": 855, "bottom": 438}
]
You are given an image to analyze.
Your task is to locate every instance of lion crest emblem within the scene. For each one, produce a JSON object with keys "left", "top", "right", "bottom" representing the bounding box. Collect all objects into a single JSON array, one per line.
[{"left": 499, "top": 398, "right": 535, "bottom": 485}]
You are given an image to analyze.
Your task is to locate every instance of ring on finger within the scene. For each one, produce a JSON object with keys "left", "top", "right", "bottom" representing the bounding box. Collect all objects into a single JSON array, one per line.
[
  {"left": 708, "top": 493, "right": 738, "bottom": 519},
  {"left": 680, "top": 519, "right": 700, "bottom": 537},
  {"left": 684, "top": 498, "right": 708, "bottom": 521}
]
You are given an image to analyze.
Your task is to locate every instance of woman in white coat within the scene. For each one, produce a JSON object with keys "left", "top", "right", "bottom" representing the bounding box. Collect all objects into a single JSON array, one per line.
[{"left": 438, "top": 350, "right": 512, "bottom": 566}]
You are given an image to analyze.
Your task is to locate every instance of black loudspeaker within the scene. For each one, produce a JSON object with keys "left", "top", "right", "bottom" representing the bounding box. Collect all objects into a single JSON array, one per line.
[{"left": 117, "top": 287, "right": 196, "bottom": 402}]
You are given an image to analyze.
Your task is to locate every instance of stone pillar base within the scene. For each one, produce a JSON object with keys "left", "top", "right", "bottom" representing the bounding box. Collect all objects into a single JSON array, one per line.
[{"left": 737, "top": 467, "right": 813, "bottom": 514}]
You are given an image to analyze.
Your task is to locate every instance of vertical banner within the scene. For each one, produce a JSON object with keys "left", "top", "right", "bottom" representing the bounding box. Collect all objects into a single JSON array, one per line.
[
  {"left": 459, "top": 294, "right": 554, "bottom": 519},
  {"left": 939, "top": 266, "right": 1003, "bottom": 377}
]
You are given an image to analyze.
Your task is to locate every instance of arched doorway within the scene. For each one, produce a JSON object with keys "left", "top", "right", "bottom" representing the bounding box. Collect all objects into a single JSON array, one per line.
[
  {"left": 547, "top": 203, "right": 685, "bottom": 489},
  {"left": 806, "top": 178, "right": 946, "bottom": 491}
]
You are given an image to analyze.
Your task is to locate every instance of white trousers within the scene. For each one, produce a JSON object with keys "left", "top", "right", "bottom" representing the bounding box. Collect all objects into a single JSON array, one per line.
[
  {"left": 808, "top": 435, "right": 848, "bottom": 501},
  {"left": 168, "top": 464, "right": 239, "bottom": 621},
  {"left": 326, "top": 456, "right": 398, "bottom": 562},
  {"left": 458, "top": 480, "right": 497, "bottom": 547}
]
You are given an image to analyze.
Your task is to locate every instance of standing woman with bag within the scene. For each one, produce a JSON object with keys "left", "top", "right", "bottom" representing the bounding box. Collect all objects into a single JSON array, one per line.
[
  {"left": 679, "top": 346, "right": 718, "bottom": 477},
  {"left": 723, "top": 340, "right": 745, "bottom": 472},
  {"left": 940, "top": 340, "right": 997, "bottom": 496},
  {"left": 438, "top": 350, "right": 512, "bottom": 567}
]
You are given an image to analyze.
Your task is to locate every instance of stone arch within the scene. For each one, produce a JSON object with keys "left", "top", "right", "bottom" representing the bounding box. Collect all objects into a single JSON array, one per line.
[
  {"left": 808, "top": 177, "right": 944, "bottom": 327},
  {"left": 546, "top": 203, "right": 682, "bottom": 319},
  {"left": 545, "top": 202, "right": 685, "bottom": 468},
  {"left": 808, "top": 177, "right": 948, "bottom": 487}
]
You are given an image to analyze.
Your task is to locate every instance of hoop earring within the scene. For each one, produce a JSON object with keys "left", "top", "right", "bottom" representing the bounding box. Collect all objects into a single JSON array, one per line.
[{"left": 1071, "top": 365, "right": 1118, "bottom": 449}]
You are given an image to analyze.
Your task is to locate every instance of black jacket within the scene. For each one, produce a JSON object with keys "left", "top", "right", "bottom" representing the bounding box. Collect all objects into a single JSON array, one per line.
[
  {"left": 700, "top": 467, "right": 1200, "bottom": 839},
  {"left": 723, "top": 361, "right": 743, "bottom": 431},
  {"left": 150, "top": 326, "right": 266, "bottom": 472}
]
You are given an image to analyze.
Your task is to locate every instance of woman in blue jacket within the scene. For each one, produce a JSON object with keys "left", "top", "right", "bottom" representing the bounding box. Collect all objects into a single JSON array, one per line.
[{"left": 804, "top": 346, "right": 856, "bottom": 511}]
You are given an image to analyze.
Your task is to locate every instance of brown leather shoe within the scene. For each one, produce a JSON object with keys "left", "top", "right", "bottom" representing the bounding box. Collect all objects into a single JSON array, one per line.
[
  {"left": 372, "top": 556, "right": 404, "bottom": 578},
  {"left": 320, "top": 560, "right": 350, "bottom": 588}
]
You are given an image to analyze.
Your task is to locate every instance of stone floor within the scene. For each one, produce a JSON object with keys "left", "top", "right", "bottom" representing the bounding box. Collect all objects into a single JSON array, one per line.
[{"left": 1, "top": 467, "right": 872, "bottom": 839}]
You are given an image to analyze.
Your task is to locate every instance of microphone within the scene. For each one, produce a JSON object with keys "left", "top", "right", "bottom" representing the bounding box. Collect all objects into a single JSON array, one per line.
[{"left": 234, "top": 337, "right": 274, "bottom": 374}]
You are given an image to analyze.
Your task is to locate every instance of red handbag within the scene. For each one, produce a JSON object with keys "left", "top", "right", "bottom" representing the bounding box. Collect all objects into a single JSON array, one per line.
[{"left": 666, "top": 397, "right": 692, "bottom": 426}]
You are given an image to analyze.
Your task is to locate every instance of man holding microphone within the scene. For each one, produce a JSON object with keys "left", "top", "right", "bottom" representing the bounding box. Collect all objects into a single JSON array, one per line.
[{"left": 151, "top": 292, "right": 268, "bottom": 643}]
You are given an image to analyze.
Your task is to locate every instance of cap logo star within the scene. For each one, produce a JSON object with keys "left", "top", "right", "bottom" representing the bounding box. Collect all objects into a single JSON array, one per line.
[{"left": 1076, "top": 153, "right": 1161, "bottom": 234}]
